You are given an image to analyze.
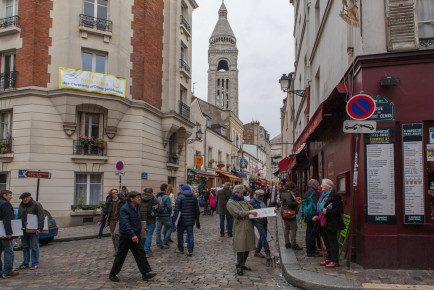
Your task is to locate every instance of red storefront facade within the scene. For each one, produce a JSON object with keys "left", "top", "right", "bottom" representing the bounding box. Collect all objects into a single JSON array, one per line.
[{"left": 290, "top": 50, "right": 434, "bottom": 269}]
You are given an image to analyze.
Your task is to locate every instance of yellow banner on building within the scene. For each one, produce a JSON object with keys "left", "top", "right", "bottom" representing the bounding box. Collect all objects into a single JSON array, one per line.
[
  {"left": 59, "top": 67, "right": 126, "bottom": 98},
  {"left": 195, "top": 156, "right": 204, "bottom": 167}
]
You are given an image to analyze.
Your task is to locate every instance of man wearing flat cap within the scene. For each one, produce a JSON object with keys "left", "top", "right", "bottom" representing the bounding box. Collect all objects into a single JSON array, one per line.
[
  {"left": 16, "top": 192, "right": 45, "bottom": 271},
  {"left": 216, "top": 182, "right": 233, "bottom": 237},
  {"left": 109, "top": 191, "right": 156, "bottom": 282},
  {"left": 249, "top": 190, "right": 271, "bottom": 260}
]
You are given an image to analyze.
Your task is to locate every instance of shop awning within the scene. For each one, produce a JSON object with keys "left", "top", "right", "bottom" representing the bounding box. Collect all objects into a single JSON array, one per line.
[
  {"left": 294, "top": 104, "right": 323, "bottom": 152},
  {"left": 216, "top": 170, "right": 241, "bottom": 181},
  {"left": 235, "top": 172, "right": 247, "bottom": 178},
  {"left": 273, "top": 170, "right": 280, "bottom": 177},
  {"left": 192, "top": 170, "right": 218, "bottom": 178},
  {"left": 278, "top": 156, "right": 292, "bottom": 172},
  {"left": 287, "top": 155, "right": 297, "bottom": 172}
]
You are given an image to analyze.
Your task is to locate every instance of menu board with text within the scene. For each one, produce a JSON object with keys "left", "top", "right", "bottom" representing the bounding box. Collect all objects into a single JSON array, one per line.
[
  {"left": 365, "top": 127, "right": 396, "bottom": 224},
  {"left": 402, "top": 123, "right": 425, "bottom": 224}
]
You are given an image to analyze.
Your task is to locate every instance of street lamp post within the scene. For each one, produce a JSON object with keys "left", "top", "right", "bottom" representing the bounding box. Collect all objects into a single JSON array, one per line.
[{"left": 279, "top": 73, "right": 307, "bottom": 154}]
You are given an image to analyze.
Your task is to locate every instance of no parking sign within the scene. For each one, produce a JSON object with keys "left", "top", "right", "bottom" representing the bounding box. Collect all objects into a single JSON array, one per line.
[{"left": 346, "top": 94, "right": 376, "bottom": 120}]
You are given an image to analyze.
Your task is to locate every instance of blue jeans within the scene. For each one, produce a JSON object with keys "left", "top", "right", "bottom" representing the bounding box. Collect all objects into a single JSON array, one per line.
[
  {"left": 21, "top": 233, "right": 40, "bottom": 267},
  {"left": 254, "top": 222, "right": 270, "bottom": 255},
  {"left": 144, "top": 223, "right": 155, "bottom": 253},
  {"left": 219, "top": 215, "right": 233, "bottom": 235},
  {"left": 204, "top": 204, "right": 210, "bottom": 215},
  {"left": 177, "top": 225, "right": 194, "bottom": 253},
  {"left": 155, "top": 216, "right": 172, "bottom": 248},
  {"left": 0, "top": 238, "right": 14, "bottom": 276}
]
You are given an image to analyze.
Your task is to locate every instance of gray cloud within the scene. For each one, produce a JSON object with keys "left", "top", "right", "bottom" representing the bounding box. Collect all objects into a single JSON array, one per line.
[{"left": 192, "top": 0, "right": 295, "bottom": 139}]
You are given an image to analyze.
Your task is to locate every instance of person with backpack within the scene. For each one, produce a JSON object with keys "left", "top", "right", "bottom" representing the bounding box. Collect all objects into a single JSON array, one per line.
[
  {"left": 155, "top": 184, "right": 172, "bottom": 249},
  {"left": 139, "top": 188, "right": 158, "bottom": 257},
  {"left": 280, "top": 182, "right": 302, "bottom": 250},
  {"left": 302, "top": 179, "right": 322, "bottom": 257}
]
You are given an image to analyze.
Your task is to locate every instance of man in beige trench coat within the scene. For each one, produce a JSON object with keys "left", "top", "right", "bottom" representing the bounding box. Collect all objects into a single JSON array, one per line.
[{"left": 226, "top": 184, "right": 258, "bottom": 276}]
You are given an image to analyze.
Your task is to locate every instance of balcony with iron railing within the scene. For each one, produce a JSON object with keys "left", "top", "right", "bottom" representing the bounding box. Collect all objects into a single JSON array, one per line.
[
  {"left": 180, "top": 15, "right": 191, "bottom": 35},
  {"left": 79, "top": 14, "right": 112, "bottom": 33},
  {"left": 180, "top": 58, "right": 191, "bottom": 79},
  {"left": 179, "top": 100, "right": 190, "bottom": 121},
  {"left": 0, "top": 138, "right": 12, "bottom": 154},
  {"left": 0, "top": 15, "right": 18, "bottom": 30},
  {"left": 73, "top": 140, "right": 107, "bottom": 156},
  {"left": 168, "top": 153, "right": 179, "bottom": 165},
  {"left": 0, "top": 71, "right": 17, "bottom": 92}
]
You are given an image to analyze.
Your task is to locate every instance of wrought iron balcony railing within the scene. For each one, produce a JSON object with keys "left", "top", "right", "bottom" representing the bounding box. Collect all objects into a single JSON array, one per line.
[
  {"left": 179, "top": 100, "right": 190, "bottom": 120},
  {"left": 0, "top": 71, "right": 17, "bottom": 92},
  {"left": 180, "top": 15, "right": 191, "bottom": 33},
  {"left": 0, "top": 16, "right": 18, "bottom": 29},
  {"left": 0, "top": 138, "right": 12, "bottom": 154},
  {"left": 73, "top": 140, "right": 107, "bottom": 156},
  {"left": 168, "top": 153, "right": 179, "bottom": 165},
  {"left": 180, "top": 59, "right": 191, "bottom": 74},
  {"left": 79, "top": 14, "right": 112, "bottom": 33}
]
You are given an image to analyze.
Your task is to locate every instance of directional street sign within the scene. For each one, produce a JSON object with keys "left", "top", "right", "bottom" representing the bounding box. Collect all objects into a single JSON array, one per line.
[
  {"left": 116, "top": 161, "right": 124, "bottom": 171},
  {"left": 343, "top": 120, "right": 377, "bottom": 134},
  {"left": 24, "top": 171, "right": 51, "bottom": 179},
  {"left": 346, "top": 94, "right": 376, "bottom": 120}
]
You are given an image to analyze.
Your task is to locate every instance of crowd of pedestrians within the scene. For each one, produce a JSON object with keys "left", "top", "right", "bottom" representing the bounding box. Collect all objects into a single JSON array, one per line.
[{"left": 0, "top": 176, "right": 346, "bottom": 282}]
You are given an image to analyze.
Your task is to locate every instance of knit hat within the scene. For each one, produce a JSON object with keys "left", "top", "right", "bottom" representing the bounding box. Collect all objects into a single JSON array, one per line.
[
  {"left": 181, "top": 185, "right": 191, "bottom": 191},
  {"left": 19, "top": 192, "right": 31, "bottom": 199}
]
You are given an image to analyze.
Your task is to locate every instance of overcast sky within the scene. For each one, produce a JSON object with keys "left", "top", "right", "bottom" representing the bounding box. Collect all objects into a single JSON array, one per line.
[{"left": 192, "top": 0, "right": 295, "bottom": 139}]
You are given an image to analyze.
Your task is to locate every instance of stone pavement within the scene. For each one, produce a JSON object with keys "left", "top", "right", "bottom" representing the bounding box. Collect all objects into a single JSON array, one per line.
[
  {"left": 2, "top": 214, "right": 296, "bottom": 289},
  {"left": 276, "top": 213, "right": 434, "bottom": 290}
]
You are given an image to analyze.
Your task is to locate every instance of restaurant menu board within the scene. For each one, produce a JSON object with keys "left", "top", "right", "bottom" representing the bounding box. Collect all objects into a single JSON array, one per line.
[
  {"left": 402, "top": 123, "right": 425, "bottom": 224},
  {"left": 366, "top": 127, "right": 396, "bottom": 224}
]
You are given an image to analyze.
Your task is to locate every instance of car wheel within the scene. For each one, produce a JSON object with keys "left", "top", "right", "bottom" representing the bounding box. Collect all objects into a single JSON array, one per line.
[
  {"left": 39, "top": 237, "right": 54, "bottom": 245},
  {"left": 12, "top": 238, "right": 22, "bottom": 251}
]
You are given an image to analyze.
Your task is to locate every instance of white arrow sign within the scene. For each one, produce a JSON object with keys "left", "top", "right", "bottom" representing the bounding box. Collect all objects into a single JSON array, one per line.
[{"left": 343, "top": 120, "right": 377, "bottom": 134}]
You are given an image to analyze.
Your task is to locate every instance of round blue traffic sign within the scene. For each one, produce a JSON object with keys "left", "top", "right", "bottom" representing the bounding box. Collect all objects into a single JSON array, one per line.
[
  {"left": 116, "top": 161, "right": 124, "bottom": 171},
  {"left": 346, "top": 94, "right": 376, "bottom": 120}
]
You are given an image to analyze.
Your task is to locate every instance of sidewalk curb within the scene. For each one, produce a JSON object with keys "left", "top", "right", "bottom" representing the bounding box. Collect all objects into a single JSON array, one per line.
[
  {"left": 275, "top": 212, "right": 362, "bottom": 290},
  {"left": 54, "top": 232, "right": 111, "bottom": 243}
]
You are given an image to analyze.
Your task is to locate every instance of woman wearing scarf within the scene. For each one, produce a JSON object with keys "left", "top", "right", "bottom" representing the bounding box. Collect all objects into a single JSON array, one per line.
[
  {"left": 280, "top": 182, "right": 302, "bottom": 250},
  {"left": 226, "top": 184, "right": 258, "bottom": 276},
  {"left": 313, "top": 178, "right": 345, "bottom": 268}
]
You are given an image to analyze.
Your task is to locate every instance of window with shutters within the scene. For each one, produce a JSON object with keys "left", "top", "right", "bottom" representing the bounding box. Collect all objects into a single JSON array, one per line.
[
  {"left": 385, "top": 0, "right": 419, "bottom": 51},
  {"left": 417, "top": 0, "right": 434, "bottom": 48}
]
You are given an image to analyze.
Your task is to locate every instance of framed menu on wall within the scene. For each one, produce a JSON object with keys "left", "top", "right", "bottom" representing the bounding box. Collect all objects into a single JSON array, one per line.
[
  {"left": 365, "top": 127, "right": 396, "bottom": 224},
  {"left": 402, "top": 123, "right": 425, "bottom": 224}
]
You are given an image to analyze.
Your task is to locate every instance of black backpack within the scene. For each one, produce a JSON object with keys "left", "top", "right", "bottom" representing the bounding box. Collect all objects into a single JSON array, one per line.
[{"left": 147, "top": 197, "right": 163, "bottom": 219}]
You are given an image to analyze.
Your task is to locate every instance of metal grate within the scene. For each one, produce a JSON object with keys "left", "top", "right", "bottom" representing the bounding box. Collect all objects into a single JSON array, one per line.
[
  {"left": 0, "top": 16, "right": 18, "bottom": 29},
  {"left": 73, "top": 140, "right": 107, "bottom": 156},
  {"left": 0, "top": 71, "right": 17, "bottom": 91},
  {"left": 79, "top": 14, "right": 112, "bottom": 32},
  {"left": 180, "top": 59, "right": 191, "bottom": 74},
  {"left": 179, "top": 100, "right": 190, "bottom": 121}
]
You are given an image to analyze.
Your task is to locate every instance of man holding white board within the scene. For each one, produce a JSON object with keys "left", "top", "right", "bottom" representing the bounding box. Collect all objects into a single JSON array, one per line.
[
  {"left": 16, "top": 192, "right": 45, "bottom": 271},
  {"left": 0, "top": 189, "right": 19, "bottom": 278}
]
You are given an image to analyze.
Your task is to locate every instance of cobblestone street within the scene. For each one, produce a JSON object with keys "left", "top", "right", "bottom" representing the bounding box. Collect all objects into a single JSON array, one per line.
[{"left": 2, "top": 214, "right": 293, "bottom": 289}]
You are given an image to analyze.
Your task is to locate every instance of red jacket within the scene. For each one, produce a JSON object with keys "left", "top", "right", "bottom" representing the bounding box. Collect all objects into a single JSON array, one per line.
[{"left": 208, "top": 194, "right": 216, "bottom": 207}]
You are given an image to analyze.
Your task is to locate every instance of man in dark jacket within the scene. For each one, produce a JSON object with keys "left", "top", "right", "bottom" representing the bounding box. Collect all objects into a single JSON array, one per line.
[
  {"left": 16, "top": 192, "right": 45, "bottom": 270},
  {"left": 109, "top": 191, "right": 156, "bottom": 282},
  {"left": 0, "top": 190, "right": 19, "bottom": 278},
  {"left": 216, "top": 182, "right": 233, "bottom": 237},
  {"left": 249, "top": 190, "right": 271, "bottom": 259},
  {"left": 172, "top": 185, "right": 200, "bottom": 256},
  {"left": 98, "top": 189, "right": 126, "bottom": 253},
  {"left": 303, "top": 179, "right": 322, "bottom": 257},
  {"left": 155, "top": 184, "right": 172, "bottom": 249},
  {"left": 139, "top": 188, "right": 156, "bottom": 256}
]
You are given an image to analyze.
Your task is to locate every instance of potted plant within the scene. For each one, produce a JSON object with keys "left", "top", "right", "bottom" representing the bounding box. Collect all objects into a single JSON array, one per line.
[
  {"left": 209, "top": 158, "right": 215, "bottom": 165},
  {"left": 217, "top": 162, "right": 225, "bottom": 168},
  {"left": 226, "top": 163, "right": 231, "bottom": 170},
  {"left": 94, "top": 138, "right": 105, "bottom": 148},
  {"left": 78, "top": 135, "right": 95, "bottom": 145}
]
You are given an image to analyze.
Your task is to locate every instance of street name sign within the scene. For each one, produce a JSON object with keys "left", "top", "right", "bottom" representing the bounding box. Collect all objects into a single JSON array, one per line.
[
  {"left": 343, "top": 120, "right": 377, "bottom": 134},
  {"left": 115, "top": 171, "right": 125, "bottom": 176},
  {"left": 346, "top": 94, "right": 376, "bottom": 120},
  {"left": 24, "top": 171, "right": 51, "bottom": 179}
]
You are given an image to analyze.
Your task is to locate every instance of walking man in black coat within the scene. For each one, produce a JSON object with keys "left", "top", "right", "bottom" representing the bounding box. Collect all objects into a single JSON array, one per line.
[
  {"left": 0, "top": 190, "right": 19, "bottom": 278},
  {"left": 109, "top": 191, "right": 156, "bottom": 282}
]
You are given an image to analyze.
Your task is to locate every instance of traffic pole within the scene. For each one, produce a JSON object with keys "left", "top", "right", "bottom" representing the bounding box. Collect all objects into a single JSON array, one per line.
[{"left": 36, "top": 178, "right": 40, "bottom": 201}]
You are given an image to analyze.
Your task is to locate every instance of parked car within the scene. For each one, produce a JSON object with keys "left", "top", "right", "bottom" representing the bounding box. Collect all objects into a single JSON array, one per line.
[{"left": 12, "top": 208, "right": 58, "bottom": 251}]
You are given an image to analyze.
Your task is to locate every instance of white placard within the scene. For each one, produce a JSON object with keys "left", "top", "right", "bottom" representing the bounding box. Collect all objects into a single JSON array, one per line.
[
  {"left": 26, "top": 214, "right": 48, "bottom": 231},
  {"left": 60, "top": 67, "right": 126, "bottom": 98},
  {"left": 249, "top": 207, "right": 276, "bottom": 219},
  {"left": 0, "top": 220, "right": 24, "bottom": 237},
  {"left": 367, "top": 144, "right": 395, "bottom": 216},
  {"left": 403, "top": 142, "right": 424, "bottom": 217}
]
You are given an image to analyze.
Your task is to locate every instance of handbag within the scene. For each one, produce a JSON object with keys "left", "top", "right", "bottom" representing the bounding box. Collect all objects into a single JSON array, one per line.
[{"left": 282, "top": 209, "right": 296, "bottom": 219}]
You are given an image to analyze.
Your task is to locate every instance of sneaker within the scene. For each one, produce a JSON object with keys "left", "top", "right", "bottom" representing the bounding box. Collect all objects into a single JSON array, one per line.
[
  {"left": 285, "top": 243, "right": 292, "bottom": 249},
  {"left": 254, "top": 252, "right": 265, "bottom": 258},
  {"left": 186, "top": 252, "right": 193, "bottom": 257},
  {"left": 292, "top": 244, "right": 302, "bottom": 251},
  {"left": 325, "top": 262, "right": 339, "bottom": 268},
  {"left": 142, "top": 272, "right": 156, "bottom": 280},
  {"left": 2, "top": 271, "right": 19, "bottom": 279},
  {"left": 109, "top": 274, "right": 120, "bottom": 282},
  {"left": 228, "top": 234, "right": 233, "bottom": 237},
  {"left": 162, "top": 244, "right": 170, "bottom": 249},
  {"left": 29, "top": 265, "right": 38, "bottom": 270},
  {"left": 320, "top": 260, "right": 330, "bottom": 266},
  {"left": 220, "top": 233, "right": 224, "bottom": 237},
  {"left": 175, "top": 249, "right": 184, "bottom": 254},
  {"left": 16, "top": 265, "right": 29, "bottom": 270}
]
